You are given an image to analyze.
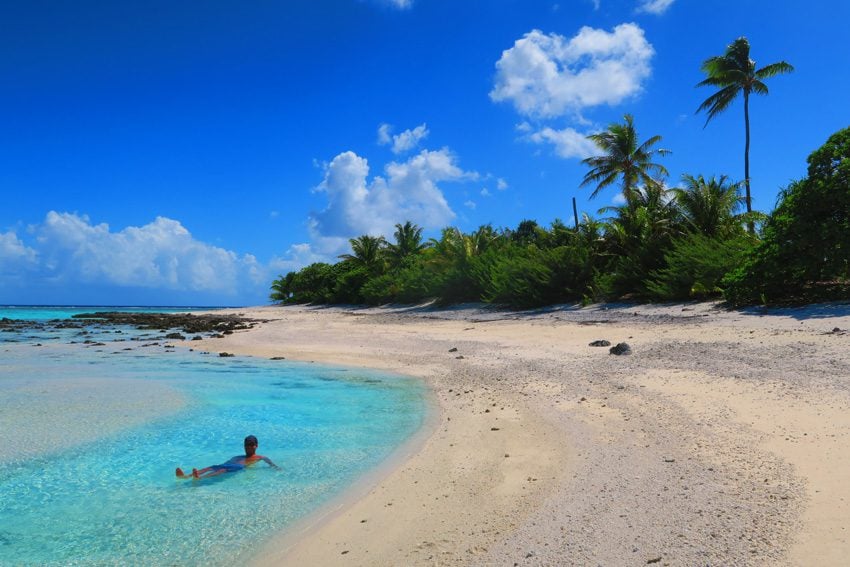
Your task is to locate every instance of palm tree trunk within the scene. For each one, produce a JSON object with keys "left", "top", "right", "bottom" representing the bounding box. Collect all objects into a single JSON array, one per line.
[{"left": 744, "top": 91, "right": 754, "bottom": 234}]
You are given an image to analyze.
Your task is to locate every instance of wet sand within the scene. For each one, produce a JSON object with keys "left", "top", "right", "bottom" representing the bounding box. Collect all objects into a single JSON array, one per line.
[{"left": 188, "top": 301, "right": 850, "bottom": 566}]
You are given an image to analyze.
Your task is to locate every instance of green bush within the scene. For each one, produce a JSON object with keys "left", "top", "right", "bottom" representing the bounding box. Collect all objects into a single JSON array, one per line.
[
  {"left": 475, "top": 246, "right": 552, "bottom": 308},
  {"left": 330, "top": 264, "right": 370, "bottom": 304},
  {"left": 359, "top": 273, "right": 398, "bottom": 305},
  {"left": 724, "top": 126, "right": 850, "bottom": 305},
  {"left": 281, "top": 262, "right": 336, "bottom": 303},
  {"left": 645, "top": 233, "right": 755, "bottom": 300}
]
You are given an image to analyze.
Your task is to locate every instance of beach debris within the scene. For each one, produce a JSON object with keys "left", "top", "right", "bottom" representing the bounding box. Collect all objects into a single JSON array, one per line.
[
  {"left": 455, "top": 355, "right": 465, "bottom": 359},
  {"left": 165, "top": 332, "right": 185, "bottom": 340},
  {"left": 270, "top": 356, "right": 286, "bottom": 360},
  {"left": 589, "top": 339, "right": 611, "bottom": 347},
  {"left": 219, "top": 352, "right": 235, "bottom": 357},
  {"left": 491, "top": 427, "right": 500, "bottom": 431},
  {"left": 646, "top": 557, "right": 662, "bottom": 564},
  {"left": 663, "top": 458, "right": 676, "bottom": 463},
  {"left": 609, "top": 342, "right": 632, "bottom": 355},
  {"left": 448, "top": 347, "right": 458, "bottom": 352},
  {"left": 192, "top": 336, "right": 203, "bottom": 340}
]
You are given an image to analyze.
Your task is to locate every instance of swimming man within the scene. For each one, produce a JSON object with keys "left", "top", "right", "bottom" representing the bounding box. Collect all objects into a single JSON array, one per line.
[{"left": 176, "top": 435, "right": 279, "bottom": 479}]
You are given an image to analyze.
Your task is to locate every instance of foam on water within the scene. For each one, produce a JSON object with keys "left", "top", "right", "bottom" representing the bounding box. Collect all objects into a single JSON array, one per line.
[{"left": 0, "top": 309, "right": 427, "bottom": 566}]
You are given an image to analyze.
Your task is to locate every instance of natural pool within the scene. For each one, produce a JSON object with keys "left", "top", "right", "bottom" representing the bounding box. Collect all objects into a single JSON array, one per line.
[{"left": 0, "top": 311, "right": 427, "bottom": 566}]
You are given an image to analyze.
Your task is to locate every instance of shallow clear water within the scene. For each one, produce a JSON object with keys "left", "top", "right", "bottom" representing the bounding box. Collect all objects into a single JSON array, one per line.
[{"left": 0, "top": 308, "right": 427, "bottom": 566}]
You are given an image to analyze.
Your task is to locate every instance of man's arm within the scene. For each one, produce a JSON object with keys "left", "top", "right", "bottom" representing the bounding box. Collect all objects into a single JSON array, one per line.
[{"left": 262, "top": 456, "right": 280, "bottom": 469}]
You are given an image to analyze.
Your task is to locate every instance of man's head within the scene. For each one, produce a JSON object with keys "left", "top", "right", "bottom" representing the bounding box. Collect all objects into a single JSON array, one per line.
[{"left": 244, "top": 435, "right": 258, "bottom": 457}]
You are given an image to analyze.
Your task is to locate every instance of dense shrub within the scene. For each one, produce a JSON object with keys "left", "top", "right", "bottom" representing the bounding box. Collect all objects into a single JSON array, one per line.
[
  {"left": 475, "top": 245, "right": 555, "bottom": 308},
  {"left": 330, "top": 264, "right": 370, "bottom": 304},
  {"left": 645, "top": 233, "right": 755, "bottom": 300},
  {"left": 724, "top": 126, "right": 850, "bottom": 305},
  {"left": 271, "top": 262, "right": 336, "bottom": 304}
]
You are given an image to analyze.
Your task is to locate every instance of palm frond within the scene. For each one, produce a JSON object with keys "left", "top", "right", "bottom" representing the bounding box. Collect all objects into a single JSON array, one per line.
[
  {"left": 755, "top": 61, "right": 794, "bottom": 79},
  {"left": 696, "top": 85, "right": 739, "bottom": 125}
]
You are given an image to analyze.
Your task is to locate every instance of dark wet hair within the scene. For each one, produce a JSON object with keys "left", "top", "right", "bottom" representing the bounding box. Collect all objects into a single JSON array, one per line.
[{"left": 244, "top": 435, "right": 258, "bottom": 445}]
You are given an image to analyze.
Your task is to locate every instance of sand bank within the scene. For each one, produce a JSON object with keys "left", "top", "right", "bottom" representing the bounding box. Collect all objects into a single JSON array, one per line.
[
  {"left": 0, "top": 362, "right": 186, "bottom": 466},
  {"left": 191, "top": 301, "right": 850, "bottom": 566}
]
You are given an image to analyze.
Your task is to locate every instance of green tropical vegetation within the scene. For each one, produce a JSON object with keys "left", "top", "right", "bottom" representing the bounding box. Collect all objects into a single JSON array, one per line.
[
  {"left": 272, "top": 40, "right": 849, "bottom": 309},
  {"left": 723, "top": 126, "right": 850, "bottom": 305}
]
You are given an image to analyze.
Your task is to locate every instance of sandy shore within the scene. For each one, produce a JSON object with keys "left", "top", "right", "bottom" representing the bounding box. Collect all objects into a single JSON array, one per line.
[{"left": 189, "top": 301, "right": 850, "bottom": 566}]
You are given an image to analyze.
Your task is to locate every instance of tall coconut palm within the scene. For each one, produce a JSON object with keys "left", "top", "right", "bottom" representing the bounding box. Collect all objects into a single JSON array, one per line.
[
  {"left": 673, "top": 174, "right": 746, "bottom": 238},
  {"left": 581, "top": 114, "right": 670, "bottom": 208},
  {"left": 339, "top": 234, "right": 387, "bottom": 275},
  {"left": 385, "top": 221, "right": 427, "bottom": 268},
  {"left": 696, "top": 37, "right": 793, "bottom": 230}
]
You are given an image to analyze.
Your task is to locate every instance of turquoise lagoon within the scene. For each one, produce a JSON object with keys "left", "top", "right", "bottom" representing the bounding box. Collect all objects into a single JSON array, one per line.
[{"left": 0, "top": 308, "right": 428, "bottom": 566}]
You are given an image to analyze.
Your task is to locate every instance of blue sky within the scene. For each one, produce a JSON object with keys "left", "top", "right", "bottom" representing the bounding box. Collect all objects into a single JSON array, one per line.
[{"left": 2, "top": 0, "right": 848, "bottom": 306}]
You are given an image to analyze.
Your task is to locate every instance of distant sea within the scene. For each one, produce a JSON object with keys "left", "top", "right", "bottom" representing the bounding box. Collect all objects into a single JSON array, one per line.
[
  {"left": 0, "top": 305, "right": 228, "bottom": 321},
  {"left": 0, "top": 306, "right": 428, "bottom": 565}
]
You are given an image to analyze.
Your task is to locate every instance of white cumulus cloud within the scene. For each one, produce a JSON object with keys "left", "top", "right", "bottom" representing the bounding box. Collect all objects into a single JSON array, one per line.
[
  {"left": 528, "top": 126, "right": 599, "bottom": 159},
  {"left": 0, "top": 230, "right": 38, "bottom": 270},
  {"left": 310, "top": 148, "right": 474, "bottom": 245},
  {"left": 636, "top": 0, "right": 675, "bottom": 15},
  {"left": 377, "top": 123, "right": 430, "bottom": 154},
  {"left": 490, "top": 23, "right": 654, "bottom": 119},
  {"left": 27, "top": 212, "right": 265, "bottom": 294}
]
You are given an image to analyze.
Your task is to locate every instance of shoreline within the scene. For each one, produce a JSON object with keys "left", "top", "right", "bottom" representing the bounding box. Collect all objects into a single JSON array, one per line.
[
  {"left": 250, "top": 379, "right": 442, "bottom": 564},
  {"left": 192, "top": 301, "right": 850, "bottom": 566}
]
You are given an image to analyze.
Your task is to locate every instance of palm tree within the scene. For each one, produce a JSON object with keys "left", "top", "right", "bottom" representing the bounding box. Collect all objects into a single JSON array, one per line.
[
  {"left": 339, "top": 234, "right": 387, "bottom": 275},
  {"left": 269, "top": 272, "right": 296, "bottom": 303},
  {"left": 672, "top": 174, "right": 746, "bottom": 238},
  {"left": 598, "top": 181, "right": 679, "bottom": 253},
  {"left": 581, "top": 114, "right": 670, "bottom": 208},
  {"left": 696, "top": 37, "right": 793, "bottom": 230},
  {"left": 385, "top": 221, "right": 427, "bottom": 268},
  {"left": 428, "top": 226, "right": 498, "bottom": 266}
]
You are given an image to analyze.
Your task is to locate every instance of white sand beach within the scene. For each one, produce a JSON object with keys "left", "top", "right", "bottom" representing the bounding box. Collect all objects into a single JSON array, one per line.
[{"left": 188, "top": 302, "right": 850, "bottom": 566}]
